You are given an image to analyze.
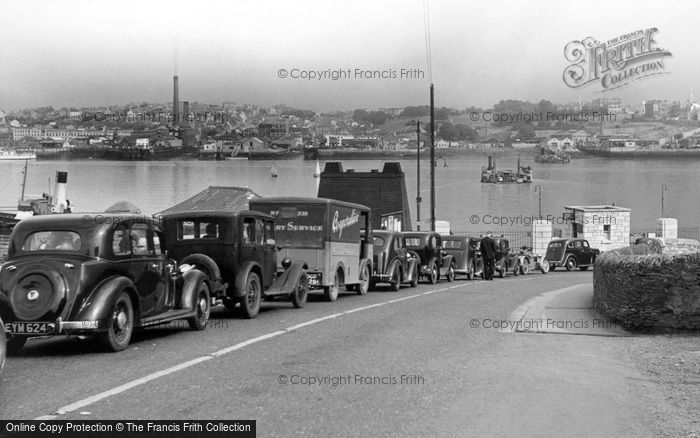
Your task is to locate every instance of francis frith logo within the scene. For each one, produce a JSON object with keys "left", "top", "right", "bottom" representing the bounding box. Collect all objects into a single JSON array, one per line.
[{"left": 563, "top": 28, "right": 672, "bottom": 91}]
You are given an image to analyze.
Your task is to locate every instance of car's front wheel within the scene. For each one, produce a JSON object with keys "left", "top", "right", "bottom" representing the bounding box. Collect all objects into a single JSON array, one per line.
[
  {"left": 240, "top": 272, "right": 262, "bottom": 318},
  {"left": 445, "top": 263, "right": 455, "bottom": 282},
  {"left": 410, "top": 264, "right": 419, "bottom": 288},
  {"left": 428, "top": 261, "right": 438, "bottom": 284},
  {"left": 291, "top": 272, "right": 308, "bottom": 308},
  {"left": 99, "top": 290, "right": 134, "bottom": 352},
  {"left": 540, "top": 258, "right": 550, "bottom": 274},
  {"left": 187, "top": 282, "right": 211, "bottom": 330},
  {"left": 390, "top": 266, "right": 401, "bottom": 292}
]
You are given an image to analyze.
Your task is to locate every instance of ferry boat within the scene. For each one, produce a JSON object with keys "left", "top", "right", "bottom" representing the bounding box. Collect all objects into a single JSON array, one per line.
[{"left": 481, "top": 155, "right": 532, "bottom": 183}]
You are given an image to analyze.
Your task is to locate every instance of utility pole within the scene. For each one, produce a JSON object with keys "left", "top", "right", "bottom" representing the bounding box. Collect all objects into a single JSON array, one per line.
[
  {"left": 416, "top": 120, "right": 421, "bottom": 231},
  {"left": 430, "top": 83, "right": 436, "bottom": 232}
]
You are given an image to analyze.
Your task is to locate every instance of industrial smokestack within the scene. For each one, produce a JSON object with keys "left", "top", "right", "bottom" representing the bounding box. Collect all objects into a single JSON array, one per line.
[
  {"left": 51, "top": 171, "right": 68, "bottom": 213},
  {"left": 183, "top": 101, "right": 189, "bottom": 127},
  {"left": 173, "top": 75, "right": 180, "bottom": 127}
]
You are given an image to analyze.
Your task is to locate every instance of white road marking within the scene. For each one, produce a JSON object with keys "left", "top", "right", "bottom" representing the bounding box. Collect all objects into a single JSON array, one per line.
[
  {"left": 285, "top": 314, "right": 341, "bottom": 332},
  {"left": 52, "top": 356, "right": 214, "bottom": 416},
  {"left": 209, "top": 331, "right": 287, "bottom": 357},
  {"left": 31, "top": 279, "right": 500, "bottom": 420}
]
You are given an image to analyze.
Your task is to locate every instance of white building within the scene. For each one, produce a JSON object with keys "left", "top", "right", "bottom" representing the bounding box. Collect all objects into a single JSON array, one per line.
[{"left": 563, "top": 205, "right": 631, "bottom": 252}]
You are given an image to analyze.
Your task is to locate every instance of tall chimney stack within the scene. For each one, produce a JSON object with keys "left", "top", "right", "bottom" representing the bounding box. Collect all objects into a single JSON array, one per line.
[{"left": 173, "top": 75, "right": 180, "bottom": 127}]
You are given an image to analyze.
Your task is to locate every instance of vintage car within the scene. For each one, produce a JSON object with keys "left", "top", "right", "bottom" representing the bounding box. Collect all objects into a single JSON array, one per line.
[
  {"left": 493, "top": 237, "right": 521, "bottom": 278},
  {"left": 545, "top": 238, "right": 600, "bottom": 271},
  {"left": 0, "top": 214, "right": 211, "bottom": 353},
  {"left": 0, "top": 316, "right": 5, "bottom": 372},
  {"left": 514, "top": 246, "right": 549, "bottom": 274},
  {"left": 250, "top": 197, "right": 373, "bottom": 302},
  {"left": 402, "top": 231, "right": 455, "bottom": 284},
  {"left": 441, "top": 236, "right": 483, "bottom": 280},
  {"left": 365, "top": 230, "right": 418, "bottom": 290},
  {"left": 161, "top": 210, "right": 309, "bottom": 318}
]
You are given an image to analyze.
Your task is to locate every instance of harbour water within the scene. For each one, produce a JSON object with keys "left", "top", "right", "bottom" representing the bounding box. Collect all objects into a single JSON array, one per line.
[{"left": 0, "top": 152, "right": 698, "bottom": 231}]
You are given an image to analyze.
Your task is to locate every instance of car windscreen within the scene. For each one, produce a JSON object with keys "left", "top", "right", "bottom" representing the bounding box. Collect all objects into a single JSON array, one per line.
[
  {"left": 442, "top": 240, "right": 462, "bottom": 249},
  {"left": 404, "top": 237, "right": 422, "bottom": 248},
  {"left": 22, "top": 231, "right": 82, "bottom": 252}
]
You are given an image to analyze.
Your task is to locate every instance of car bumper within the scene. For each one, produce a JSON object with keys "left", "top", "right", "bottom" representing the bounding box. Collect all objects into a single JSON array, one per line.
[{"left": 4, "top": 318, "right": 106, "bottom": 337}]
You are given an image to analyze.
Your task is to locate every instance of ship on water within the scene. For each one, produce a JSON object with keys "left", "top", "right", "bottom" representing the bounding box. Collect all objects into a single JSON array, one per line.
[
  {"left": 579, "top": 137, "right": 700, "bottom": 158},
  {"left": 481, "top": 155, "right": 532, "bottom": 183}
]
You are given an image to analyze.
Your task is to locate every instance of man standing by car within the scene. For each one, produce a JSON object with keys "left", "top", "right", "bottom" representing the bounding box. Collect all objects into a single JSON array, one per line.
[{"left": 480, "top": 233, "right": 497, "bottom": 280}]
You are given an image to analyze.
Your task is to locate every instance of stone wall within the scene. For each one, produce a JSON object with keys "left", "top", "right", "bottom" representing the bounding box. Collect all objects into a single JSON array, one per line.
[{"left": 593, "top": 239, "right": 700, "bottom": 330}]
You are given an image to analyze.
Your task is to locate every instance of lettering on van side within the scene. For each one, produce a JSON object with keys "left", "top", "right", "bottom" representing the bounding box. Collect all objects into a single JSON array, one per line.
[
  {"left": 276, "top": 223, "right": 323, "bottom": 232},
  {"left": 332, "top": 209, "right": 360, "bottom": 238}
]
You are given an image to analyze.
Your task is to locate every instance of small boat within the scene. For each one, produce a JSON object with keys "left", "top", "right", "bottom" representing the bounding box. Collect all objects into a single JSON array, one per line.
[
  {"left": 0, "top": 149, "right": 36, "bottom": 161},
  {"left": 314, "top": 159, "right": 321, "bottom": 178},
  {"left": 271, "top": 161, "right": 278, "bottom": 178}
]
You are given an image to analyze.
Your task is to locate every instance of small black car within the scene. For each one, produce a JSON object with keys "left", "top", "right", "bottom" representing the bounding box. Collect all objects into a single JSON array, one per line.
[
  {"left": 441, "top": 236, "right": 483, "bottom": 280},
  {"left": 366, "top": 230, "right": 418, "bottom": 290},
  {"left": 161, "top": 210, "right": 309, "bottom": 318},
  {"left": 545, "top": 238, "right": 600, "bottom": 271},
  {"left": 402, "top": 231, "right": 455, "bottom": 284},
  {"left": 0, "top": 214, "right": 211, "bottom": 353}
]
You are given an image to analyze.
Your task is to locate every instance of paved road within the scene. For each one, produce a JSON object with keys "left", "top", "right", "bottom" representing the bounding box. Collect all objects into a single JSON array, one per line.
[{"left": 0, "top": 272, "right": 670, "bottom": 436}]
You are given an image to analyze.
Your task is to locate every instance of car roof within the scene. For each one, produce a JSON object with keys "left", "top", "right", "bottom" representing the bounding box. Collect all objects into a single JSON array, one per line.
[
  {"left": 402, "top": 231, "right": 438, "bottom": 237},
  {"left": 159, "top": 209, "right": 273, "bottom": 220},
  {"left": 250, "top": 196, "right": 371, "bottom": 212},
  {"left": 12, "top": 213, "right": 158, "bottom": 233},
  {"left": 370, "top": 229, "right": 401, "bottom": 237}
]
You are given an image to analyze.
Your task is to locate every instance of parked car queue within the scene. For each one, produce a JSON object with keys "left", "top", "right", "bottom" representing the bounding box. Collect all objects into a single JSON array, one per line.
[{"left": 0, "top": 202, "right": 599, "bottom": 366}]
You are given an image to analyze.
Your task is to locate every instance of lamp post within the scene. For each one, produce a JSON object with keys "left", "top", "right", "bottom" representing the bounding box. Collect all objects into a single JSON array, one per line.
[
  {"left": 661, "top": 184, "right": 668, "bottom": 218},
  {"left": 534, "top": 185, "right": 542, "bottom": 219},
  {"left": 416, "top": 121, "right": 421, "bottom": 231}
]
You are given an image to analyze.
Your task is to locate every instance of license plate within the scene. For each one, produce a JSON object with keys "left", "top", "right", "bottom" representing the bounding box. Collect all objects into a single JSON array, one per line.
[
  {"left": 307, "top": 274, "right": 319, "bottom": 287},
  {"left": 5, "top": 322, "right": 53, "bottom": 335}
]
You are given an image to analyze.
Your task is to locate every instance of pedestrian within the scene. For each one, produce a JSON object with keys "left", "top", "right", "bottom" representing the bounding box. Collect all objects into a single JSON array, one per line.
[{"left": 480, "top": 232, "right": 497, "bottom": 280}]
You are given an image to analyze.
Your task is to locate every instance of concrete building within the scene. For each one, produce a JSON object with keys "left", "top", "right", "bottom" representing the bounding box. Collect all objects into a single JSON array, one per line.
[{"left": 563, "top": 205, "right": 631, "bottom": 252}]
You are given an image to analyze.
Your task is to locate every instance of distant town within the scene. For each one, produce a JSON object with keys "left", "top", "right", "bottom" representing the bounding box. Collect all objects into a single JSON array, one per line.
[{"left": 2, "top": 76, "right": 700, "bottom": 160}]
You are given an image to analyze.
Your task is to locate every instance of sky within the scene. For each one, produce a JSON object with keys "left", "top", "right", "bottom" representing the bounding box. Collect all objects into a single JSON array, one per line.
[{"left": 0, "top": 0, "right": 698, "bottom": 112}]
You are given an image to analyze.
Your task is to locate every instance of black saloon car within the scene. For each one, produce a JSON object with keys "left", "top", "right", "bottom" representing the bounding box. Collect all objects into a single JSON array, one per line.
[
  {"left": 366, "top": 230, "right": 418, "bottom": 290},
  {"left": 402, "top": 231, "right": 455, "bottom": 284},
  {"left": 441, "top": 236, "right": 483, "bottom": 280},
  {"left": 0, "top": 214, "right": 211, "bottom": 353},
  {"left": 161, "top": 210, "right": 310, "bottom": 318},
  {"left": 545, "top": 238, "right": 600, "bottom": 271}
]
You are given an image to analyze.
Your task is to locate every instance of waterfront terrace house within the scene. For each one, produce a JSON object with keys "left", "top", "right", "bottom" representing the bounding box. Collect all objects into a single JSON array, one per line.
[
  {"left": 236, "top": 136, "right": 266, "bottom": 152},
  {"left": 563, "top": 205, "right": 630, "bottom": 252},
  {"left": 546, "top": 135, "right": 574, "bottom": 149},
  {"left": 317, "top": 162, "right": 412, "bottom": 231},
  {"left": 158, "top": 186, "right": 261, "bottom": 216}
]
